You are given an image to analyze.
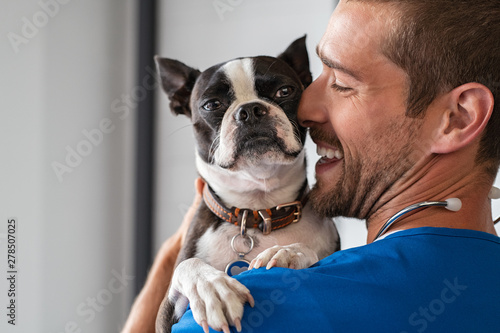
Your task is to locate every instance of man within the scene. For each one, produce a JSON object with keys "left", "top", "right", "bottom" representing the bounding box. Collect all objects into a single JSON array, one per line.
[{"left": 125, "top": 0, "right": 500, "bottom": 332}]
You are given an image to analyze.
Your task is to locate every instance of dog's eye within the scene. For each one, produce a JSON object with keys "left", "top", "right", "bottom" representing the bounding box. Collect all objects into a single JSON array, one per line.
[
  {"left": 202, "top": 100, "right": 222, "bottom": 111},
  {"left": 275, "top": 86, "right": 294, "bottom": 98}
]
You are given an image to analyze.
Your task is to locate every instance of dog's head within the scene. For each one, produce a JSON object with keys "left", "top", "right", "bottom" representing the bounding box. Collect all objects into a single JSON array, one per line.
[{"left": 155, "top": 36, "right": 312, "bottom": 172}]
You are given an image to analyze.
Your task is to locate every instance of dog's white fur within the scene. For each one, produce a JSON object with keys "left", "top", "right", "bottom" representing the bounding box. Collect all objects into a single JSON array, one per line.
[{"left": 166, "top": 59, "right": 338, "bottom": 332}]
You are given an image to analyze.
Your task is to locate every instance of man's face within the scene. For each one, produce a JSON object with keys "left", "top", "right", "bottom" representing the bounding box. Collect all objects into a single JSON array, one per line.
[{"left": 298, "top": 1, "right": 425, "bottom": 219}]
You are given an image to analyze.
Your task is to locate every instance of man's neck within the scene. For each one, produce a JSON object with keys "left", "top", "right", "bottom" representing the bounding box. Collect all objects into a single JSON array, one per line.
[{"left": 366, "top": 153, "right": 497, "bottom": 243}]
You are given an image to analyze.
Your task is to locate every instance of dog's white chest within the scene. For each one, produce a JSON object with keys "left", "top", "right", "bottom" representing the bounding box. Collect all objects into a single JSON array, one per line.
[{"left": 194, "top": 224, "right": 274, "bottom": 272}]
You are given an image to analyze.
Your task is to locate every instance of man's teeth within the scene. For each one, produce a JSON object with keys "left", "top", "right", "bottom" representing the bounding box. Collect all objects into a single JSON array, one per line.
[{"left": 317, "top": 146, "right": 344, "bottom": 159}]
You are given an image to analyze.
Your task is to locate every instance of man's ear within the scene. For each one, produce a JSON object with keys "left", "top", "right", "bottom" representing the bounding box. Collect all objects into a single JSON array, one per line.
[
  {"left": 277, "top": 35, "right": 313, "bottom": 88},
  {"left": 430, "top": 83, "right": 494, "bottom": 154},
  {"left": 154, "top": 56, "right": 201, "bottom": 118}
]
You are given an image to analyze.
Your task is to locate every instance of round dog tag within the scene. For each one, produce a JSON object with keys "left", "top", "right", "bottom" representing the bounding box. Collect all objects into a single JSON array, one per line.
[{"left": 225, "top": 259, "right": 250, "bottom": 277}]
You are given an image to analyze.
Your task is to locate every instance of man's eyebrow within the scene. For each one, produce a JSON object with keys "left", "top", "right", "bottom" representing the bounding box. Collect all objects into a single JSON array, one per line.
[{"left": 315, "top": 45, "right": 362, "bottom": 81}]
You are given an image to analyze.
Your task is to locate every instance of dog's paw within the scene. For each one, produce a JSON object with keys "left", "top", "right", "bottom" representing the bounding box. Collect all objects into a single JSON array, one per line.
[
  {"left": 168, "top": 258, "right": 255, "bottom": 333},
  {"left": 249, "top": 243, "right": 319, "bottom": 270}
]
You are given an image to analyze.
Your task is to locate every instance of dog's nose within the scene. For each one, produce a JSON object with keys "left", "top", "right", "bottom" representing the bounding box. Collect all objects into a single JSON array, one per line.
[{"left": 234, "top": 102, "right": 269, "bottom": 124}]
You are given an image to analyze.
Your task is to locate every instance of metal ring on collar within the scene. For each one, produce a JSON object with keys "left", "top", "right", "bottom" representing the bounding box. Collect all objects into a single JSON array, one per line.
[{"left": 230, "top": 233, "right": 254, "bottom": 257}]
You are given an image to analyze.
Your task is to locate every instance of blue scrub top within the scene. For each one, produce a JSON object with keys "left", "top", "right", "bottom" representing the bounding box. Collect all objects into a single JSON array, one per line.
[{"left": 173, "top": 227, "right": 500, "bottom": 333}]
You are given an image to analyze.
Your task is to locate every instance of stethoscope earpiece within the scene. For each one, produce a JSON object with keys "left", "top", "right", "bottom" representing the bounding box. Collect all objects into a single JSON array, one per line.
[
  {"left": 444, "top": 198, "right": 462, "bottom": 212},
  {"left": 489, "top": 186, "right": 500, "bottom": 200}
]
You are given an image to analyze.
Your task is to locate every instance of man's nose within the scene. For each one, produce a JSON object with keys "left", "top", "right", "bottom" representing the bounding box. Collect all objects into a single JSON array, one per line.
[{"left": 298, "top": 74, "right": 329, "bottom": 128}]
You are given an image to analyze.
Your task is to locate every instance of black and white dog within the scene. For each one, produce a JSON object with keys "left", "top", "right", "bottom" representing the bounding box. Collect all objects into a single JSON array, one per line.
[{"left": 155, "top": 37, "right": 340, "bottom": 333}]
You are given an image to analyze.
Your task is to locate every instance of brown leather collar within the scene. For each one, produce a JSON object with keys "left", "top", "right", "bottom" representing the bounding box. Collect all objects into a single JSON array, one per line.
[{"left": 202, "top": 181, "right": 309, "bottom": 235}]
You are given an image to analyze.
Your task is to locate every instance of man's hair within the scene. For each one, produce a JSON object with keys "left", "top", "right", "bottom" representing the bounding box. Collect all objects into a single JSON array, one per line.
[{"left": 350, "top": 0, "right": 500, "bottom": 176}]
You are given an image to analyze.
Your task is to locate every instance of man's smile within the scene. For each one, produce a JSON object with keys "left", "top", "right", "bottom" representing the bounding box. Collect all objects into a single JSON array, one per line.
[{"left": 313, "top": 141, "right": 344, "bottom": 176}]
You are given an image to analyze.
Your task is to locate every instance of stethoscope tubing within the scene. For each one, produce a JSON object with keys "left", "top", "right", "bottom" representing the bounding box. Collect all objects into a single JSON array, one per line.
[{"left": 374, "top": 201, "right": 449, "bottom": 240}]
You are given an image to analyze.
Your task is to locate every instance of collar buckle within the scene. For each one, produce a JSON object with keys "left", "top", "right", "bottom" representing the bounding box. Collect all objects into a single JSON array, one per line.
[{"left": 276, "top": 201, "right": 303, "bottom": 223}]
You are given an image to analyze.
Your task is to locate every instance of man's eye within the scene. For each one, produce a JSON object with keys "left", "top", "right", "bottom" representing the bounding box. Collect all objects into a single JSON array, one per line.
[
  {"left": 331, "top": 83, "right": 353, "bottom": 93},
  {"left": 202, "top": 100, "right": 222, "bottom": 111},
  {"left": 275, "top": 86, "right": 295, "bottom": 98}
]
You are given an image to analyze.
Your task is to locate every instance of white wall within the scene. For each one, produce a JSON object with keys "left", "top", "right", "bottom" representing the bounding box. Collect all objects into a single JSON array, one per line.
[
  {"left": 155, "top": 0, "right": 500, "bottom": 253},
  {"left": 1, "top": 0, "right": 135, "bottom": 332}
]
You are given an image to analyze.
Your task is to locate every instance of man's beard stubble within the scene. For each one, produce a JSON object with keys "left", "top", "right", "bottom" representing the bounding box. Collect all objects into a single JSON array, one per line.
[
  {"left": 307, "top": 126, "right": 361, "bottom": 219},
  {"left": 307, "top": 118, "right": 421, "bottom": 221}
]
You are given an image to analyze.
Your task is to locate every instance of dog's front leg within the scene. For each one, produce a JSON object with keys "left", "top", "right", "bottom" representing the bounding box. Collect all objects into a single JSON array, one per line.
[
  {"left": 249, "top": 243, "right": 319, "bottom": 270},
  {"left": 156, "top": 258, "right": 255, "bottom": 333}
]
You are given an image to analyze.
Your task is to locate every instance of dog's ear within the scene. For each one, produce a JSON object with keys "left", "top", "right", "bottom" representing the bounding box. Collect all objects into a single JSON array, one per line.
[
  {"left": 154, "top": 56, "right": 201, "bottom": 117},
  {"left": 277, "top": 35, "right": 312, "bottom": 88}
]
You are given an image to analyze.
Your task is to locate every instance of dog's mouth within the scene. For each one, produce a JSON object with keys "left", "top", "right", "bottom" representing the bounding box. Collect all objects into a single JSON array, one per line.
[
  {"left": 241, "top": 134, "right": 276, "bottom": 147},
  {"left": 215, "top": 129, "right": 302, "bottom": 169},
  {"left": 237, "top": 130, "right": 287, "bottom": 154}
]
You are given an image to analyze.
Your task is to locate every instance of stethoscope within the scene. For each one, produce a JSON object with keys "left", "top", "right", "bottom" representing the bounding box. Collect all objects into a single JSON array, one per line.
[{"left": 374, "top": 186, "right": 500, "bottom": 240}]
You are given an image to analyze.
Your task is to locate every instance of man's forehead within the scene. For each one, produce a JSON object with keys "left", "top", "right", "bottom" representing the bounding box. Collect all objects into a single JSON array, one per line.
[
  {"left": 325, "top": 1, "right": 393, "bottom": 46},
  {"left": 316, "top": 0, "right": 398, "bottom": 78}
]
